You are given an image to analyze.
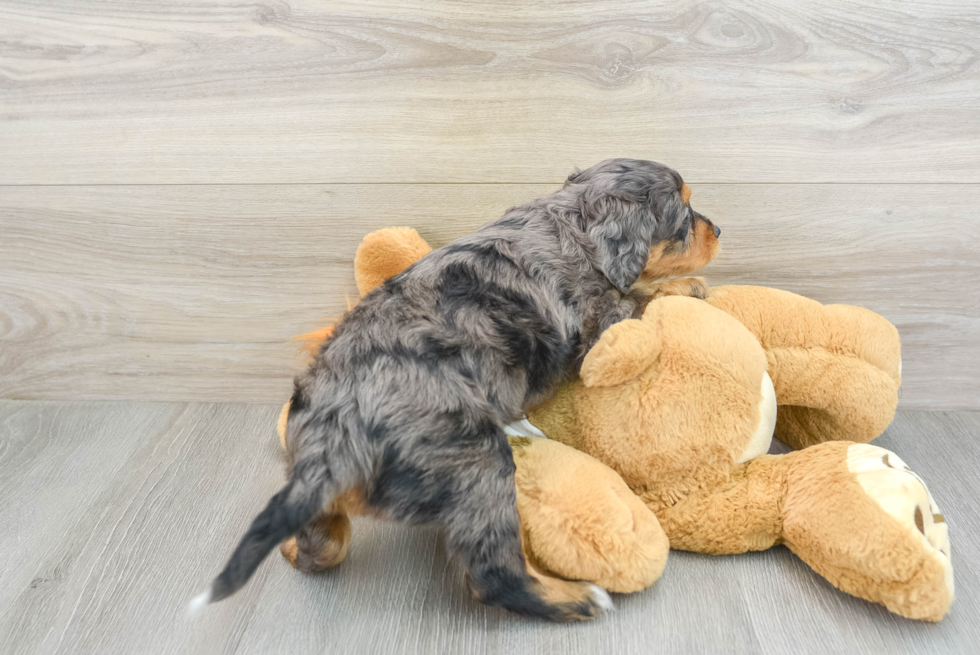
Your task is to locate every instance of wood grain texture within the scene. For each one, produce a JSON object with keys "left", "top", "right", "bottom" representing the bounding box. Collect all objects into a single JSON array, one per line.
[
  {"left": 0, "top": 400, "right": 976, "bottom": 654},
  {"left": 1, "top": 0, "right": 979, "bottom": 184},
  {"left": 2, "top": 183, "right": 977, "bottom": 409}
]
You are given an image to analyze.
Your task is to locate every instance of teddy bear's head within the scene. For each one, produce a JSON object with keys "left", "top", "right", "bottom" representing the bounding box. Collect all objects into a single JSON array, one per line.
[{"left": 528, "top": 297, "right": 776, "bottom": 510}]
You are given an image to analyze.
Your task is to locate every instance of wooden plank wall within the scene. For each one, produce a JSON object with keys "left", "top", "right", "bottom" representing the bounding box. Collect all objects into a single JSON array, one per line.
[{"left": 1, "top": 0, "right": 978, "bottom": 408}]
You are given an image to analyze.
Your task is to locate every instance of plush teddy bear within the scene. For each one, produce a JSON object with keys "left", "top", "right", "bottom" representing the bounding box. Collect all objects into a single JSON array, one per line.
[{"left": 277, "top": 226, "right": 953, "bottom": 621}]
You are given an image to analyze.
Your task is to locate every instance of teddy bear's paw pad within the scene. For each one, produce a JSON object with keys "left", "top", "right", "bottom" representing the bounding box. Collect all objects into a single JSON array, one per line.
[{"left": 847, "top": 444, "right": 953, "bottom": 596}]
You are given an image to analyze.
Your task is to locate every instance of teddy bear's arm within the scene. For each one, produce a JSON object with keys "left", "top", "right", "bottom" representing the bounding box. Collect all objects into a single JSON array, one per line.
[
  {"left": 705, "top": 285, "right": 901, "bottom": 447},
  {"left": 574, "top": 289, "right": 651, "bottom": 370}
]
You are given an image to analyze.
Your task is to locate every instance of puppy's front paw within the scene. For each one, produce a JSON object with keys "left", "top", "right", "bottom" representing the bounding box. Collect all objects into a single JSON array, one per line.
[{"left": 648, "top": 277, "right": 708, "bottom": 300}]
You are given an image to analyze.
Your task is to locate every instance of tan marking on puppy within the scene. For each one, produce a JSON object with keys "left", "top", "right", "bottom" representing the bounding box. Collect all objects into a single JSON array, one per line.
[
  {"left": 642, "top": 218, "right": 720, "bottom": 280},
  {"left": 523, "top": 550, "right": 608, "bottom": 621},
  {"left": 279, "top": 537, "right": 299, "bottom": 565},
  {"left": 525, "top": 570, "right": 603, "bottom": 620},
  {"left": 279, "top": 512, "right": 352, "bottom": 572},
  {"left": 646, "top": 276, "right": 708, "bottom": 300},
  {"left": 681, "top": 183, "right": 692, "bottom": 204},
  {"left": 330, "top": 486, "right": 389, "bottom": 519}
]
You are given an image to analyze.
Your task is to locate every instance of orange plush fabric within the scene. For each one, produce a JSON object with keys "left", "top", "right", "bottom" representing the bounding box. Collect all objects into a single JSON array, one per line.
[
  {"left": 511, "top": 436, "right": 669, "bottom": 593},
  {"left": 706, "top": 285, "right": 901, "bottom": 448},
  {"left": 527, "top": 289, "right": 950, "bottom": 621},
  {"left": 353, "top": 227, "right": 432, "bottom": 297}
]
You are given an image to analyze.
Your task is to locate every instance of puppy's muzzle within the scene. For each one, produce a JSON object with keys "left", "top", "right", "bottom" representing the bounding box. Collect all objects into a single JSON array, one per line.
[{"left": 694, "top": 211, "right": 720, "bottom": 239}]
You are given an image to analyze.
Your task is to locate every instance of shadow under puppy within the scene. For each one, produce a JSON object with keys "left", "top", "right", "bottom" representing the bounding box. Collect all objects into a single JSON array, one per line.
[{"left": 194, "top": 158, "right": 720, "bottom": 621}]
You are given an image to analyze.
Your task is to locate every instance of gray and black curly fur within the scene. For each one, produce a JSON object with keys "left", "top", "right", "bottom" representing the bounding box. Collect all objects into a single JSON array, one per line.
[{"left": 197, "top": 158, "right": 719, "bottom": 621}]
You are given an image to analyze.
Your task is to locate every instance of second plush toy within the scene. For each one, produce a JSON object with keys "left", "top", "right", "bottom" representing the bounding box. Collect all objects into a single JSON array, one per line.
[{"left": 530, "top": 293, "right": 952, "bottom": 621}]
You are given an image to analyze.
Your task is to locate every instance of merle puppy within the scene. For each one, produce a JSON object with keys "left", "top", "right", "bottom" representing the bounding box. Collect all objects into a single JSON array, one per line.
[{"left": 195, "top": 158, "right": 720, "bottom": 621}]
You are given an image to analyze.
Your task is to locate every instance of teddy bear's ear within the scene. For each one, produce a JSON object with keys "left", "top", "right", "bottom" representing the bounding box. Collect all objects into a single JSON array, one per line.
[
  {"left": 354, "top": 227, "right": 433, "bottom": 296},
  {"left": 277, "top": 400, "right": 291, "bottom": 450},
  {"left": 580, "top": 318, "right": 662, "bottom": 387}
]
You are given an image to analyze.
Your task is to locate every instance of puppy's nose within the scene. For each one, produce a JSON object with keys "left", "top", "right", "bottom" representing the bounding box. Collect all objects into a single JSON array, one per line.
[{"left": 713, "top": 225, "right": 721, "bottom": 238}]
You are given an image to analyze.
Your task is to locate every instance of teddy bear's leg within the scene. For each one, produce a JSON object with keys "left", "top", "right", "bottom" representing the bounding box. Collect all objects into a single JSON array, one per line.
[
  {"left": 510, "top": 435, "right": 669, "bottom": 594},
  {"left": 781, "top": 442, "right": 953, "bottom": 621},
  {"left": 659, "top": 442, "right": 953, "bottom": 620},
  {"left": 277, "top": 400, "right": 292, "bottom": 450},
  {"left": 655, "top": 454, "right": 786, "bottom": 554},
  {"left": 279, "top": 511, "right": 352, "bottom": 573}
]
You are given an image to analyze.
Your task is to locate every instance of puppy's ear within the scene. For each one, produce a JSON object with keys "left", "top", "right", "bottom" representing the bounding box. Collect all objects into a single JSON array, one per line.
[{"left": 582, "top": 192, "right": 655, "bottom": 293}]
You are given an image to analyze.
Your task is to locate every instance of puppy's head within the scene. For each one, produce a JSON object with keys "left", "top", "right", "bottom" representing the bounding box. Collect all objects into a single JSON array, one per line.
[{"left": 566, "top": 158, "right": 720, "bottom": 291}]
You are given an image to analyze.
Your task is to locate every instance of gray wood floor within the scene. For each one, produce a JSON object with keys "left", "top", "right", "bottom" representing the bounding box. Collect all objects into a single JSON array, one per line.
[{"left": 0, "top": 401, "right": 976, "bottom": 654}]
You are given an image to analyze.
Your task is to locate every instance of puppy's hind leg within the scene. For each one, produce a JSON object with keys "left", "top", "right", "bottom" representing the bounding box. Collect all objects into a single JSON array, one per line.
[
  {"left": 444, "top": 435, "right": 612, "bottom": 622},
  {"left": 279, "top": 511, "right": 352, "bottom": 573}
]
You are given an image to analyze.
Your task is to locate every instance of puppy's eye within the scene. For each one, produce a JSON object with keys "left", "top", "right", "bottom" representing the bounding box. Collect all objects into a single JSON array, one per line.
[{"left": 674, "top": 212, "right": 692, "bottom": 241}]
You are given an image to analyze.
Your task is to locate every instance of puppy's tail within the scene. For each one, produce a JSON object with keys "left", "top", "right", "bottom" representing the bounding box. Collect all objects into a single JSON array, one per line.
[{"left": 189, "top": 464, "right": 335, "bottom": 614}]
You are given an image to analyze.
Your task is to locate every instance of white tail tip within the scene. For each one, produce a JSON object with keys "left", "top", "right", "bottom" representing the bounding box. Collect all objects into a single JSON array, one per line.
[{"left": 186, "top": 588, "right": 213, "bottom": 619}]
